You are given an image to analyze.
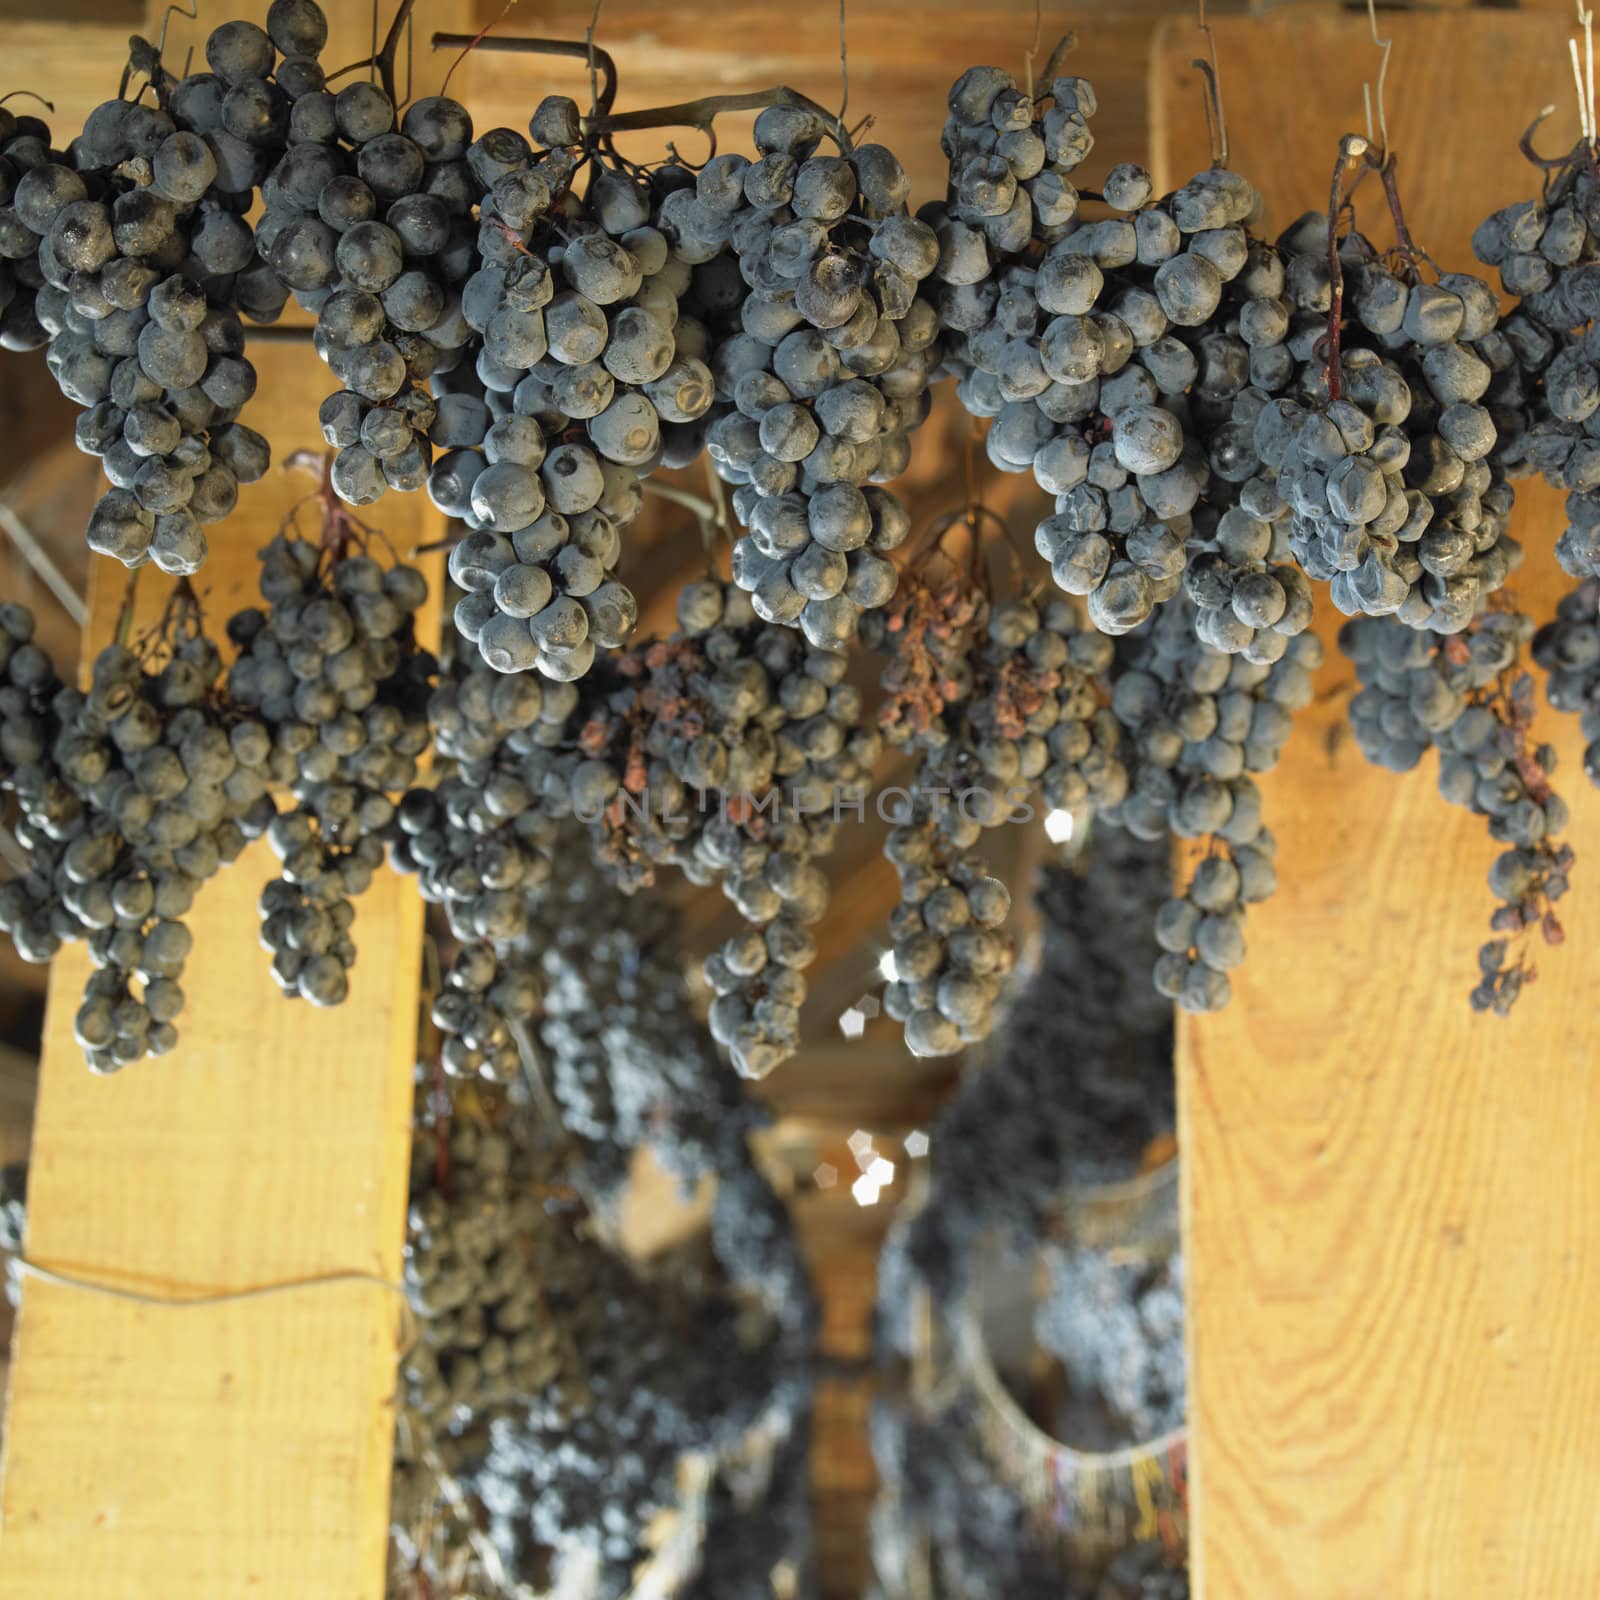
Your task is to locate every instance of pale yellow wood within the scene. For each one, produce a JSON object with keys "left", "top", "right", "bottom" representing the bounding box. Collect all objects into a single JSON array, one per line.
[
  {"left": 1152, "top": 14, "right": 1600, "bottom": 1600},
  {"left": 0, "top": 344, "right": 437, "bottom": 1600},
  {"left": 0, "top": 6, "right": 467, "bottom": 1593}
]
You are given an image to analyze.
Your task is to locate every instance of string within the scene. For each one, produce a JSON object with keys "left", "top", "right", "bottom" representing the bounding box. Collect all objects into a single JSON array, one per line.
[{"left": 7, "top": 1253, "right": 426, "bottom": 1350}]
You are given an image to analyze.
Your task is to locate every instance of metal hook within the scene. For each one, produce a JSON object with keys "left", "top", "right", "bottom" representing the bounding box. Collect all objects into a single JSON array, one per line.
[
  {"left": 587, "top": 0, "right": 605, "bottom": 119},
  {"left": 1023, "top": 0, "right": 1043, "bottom": 100},
  {"left": 1362, "top": 0, "right": 1392, "bottom": 159},
  {"left": 155, "top": 0, "right": 197, "bottom": 63},
  {"left": 1574, "top": 0, "right": 1596, "bottom": 148},
  {"left": 1570, "top": 38, "right": 1591, "bottom": 147},
  {"left": 402, "top": 3, "right": 414, "bottom": 104},
  {"left": 1193, "top": 0, "right": 1228, "bottom": 169},
  {"left": 837, "top": 0, "right": 849, "bottom": 126}
]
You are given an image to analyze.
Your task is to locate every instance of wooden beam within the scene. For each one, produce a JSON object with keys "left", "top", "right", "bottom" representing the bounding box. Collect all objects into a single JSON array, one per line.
[
  {"left": 0, "top": 7, "right": 466, "bottom": 1595},
  {"left": 0, "top": 349, "right": 439, "bottom": 1600},
  {"left": 1153, "top": 14, "right": 1600, "bottom": 1599}
]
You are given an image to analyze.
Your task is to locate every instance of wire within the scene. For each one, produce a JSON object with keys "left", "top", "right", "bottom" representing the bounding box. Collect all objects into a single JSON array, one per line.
[
  {"left": 9, "top": 1254, "right": 424, "bottom": 1352},
  {"left": 586, "top": 0, "right": 605, "bottom": 118},
  {"left": 837, "top": 0, "right": 850, "bottom": 126},
  {"left": 1363, "top": 0, "right": 1392, "bottom": 159},
  {"left": 1193, "top": 0, "right": 1228, "bottom": 169},
  {"left": 1572, "top": 38, "right": 1592, "bottom": 146},
  {"left": 1577, "top": 0, "right": 1597, "bottom": 147},
  {"left": 1024, "top": 0, "right": 1043, "bottom": 101}
]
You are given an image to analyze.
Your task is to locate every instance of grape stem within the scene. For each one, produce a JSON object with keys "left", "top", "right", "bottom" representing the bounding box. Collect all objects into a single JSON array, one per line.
[
  {"left": 641, "top": 480, "right": 723, "bottom": 525},
  {"left": 113, "top": 566, "right": 141, "bottom": 649},
  {"left": 241, "top": 324, "right": 317, "bottom": 344},
  {"left": 428, "top": 33, "right": 620, "bottom": 117},
  {"left": 1323, "top": 134, "right": 1371, "bottom": 405},
  {"left": 1039, "top": 33, "right": 1077, "bottom": 89},
  {"left": 1518, "top": 107, "right": 1577, "bottom": 172},
  {"left": 326, "top": 0, "right": 419, "bottom": 104},
  {"left": 1375, "top": 155, "right": 1435, "bottom": 280},
  {"left": 132, "top": 575, "right": 203, "bottom": 663},
  {"left": 590, "top": 88, "right": 855, "bottom": 156}
]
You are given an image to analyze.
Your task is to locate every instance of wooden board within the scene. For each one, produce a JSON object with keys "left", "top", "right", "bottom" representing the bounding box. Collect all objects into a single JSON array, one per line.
[
  {"left": 0, "top": 5, "right": 461, "bottom": 1595},
  {"left": 1153, "top": 14, "right": 1600, "bottom": 1599}
]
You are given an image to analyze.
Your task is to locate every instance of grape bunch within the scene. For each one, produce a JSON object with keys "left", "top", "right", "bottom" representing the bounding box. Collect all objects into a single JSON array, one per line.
[
  {"left": 534, "top": 837, "right": 761, "bottom": 1197},
  {"left": 868, "top": 1387, "right": 1081, "bottom": 1600},
  {"left": 225, "top": 527, "right": 434, "bottom": 1006},
  {"left": 865, "top": 574, "right": 1127, "bottom": 1054},
  {"left": 389, "top": 652, "right": 575, "bottom": 957},
  {"left": 499, "top": 577, "right": 878, "bottom": 1079},
  {"left": 1472, "top": 164, "right": 1600, "bottom": 576},
  {"left": 427, "top": 940, "right": 543, "bottom": 1092},
  {"left": 389, "top": 1067, "right": 593, "bottom": 1598},
  {"left": 392, "top": 1084, "right": 590, "bottom": 1573},
  {"left": 5, "top": 15, "right": 313, "bottom": 572},
  {"left": 1533, "top": 574, "right": 1600, "bottom": 788},
  {"left": 933, "top": 63, "right": 1267, "bottom": 640},
  {"left": 681, "top": 1411, "right": 817, "bottom": 1600},
  {"left": 671, "top": 106, "right": 943, "bottom": 648},
  {"left": 248, "top": 0, "right": 492, "bottom": 512},
  {"left": 899, "top": 832, "right": 1176, "bottom": 1304},
  {"left": 267, "top": 74, "right": 480, "bottom": 501},
  {"left": 1261, "top": 216, "right": 1521, "bottom": 634},
  {"left": 0, "top": 599, "right": 278, "bottom": 1069},
  {"left": 435, "top": 123, "right": 727, "bottom": 680},
  {"left": 386, "top": 655, "right": 577, "bottom": 1091},
  {"left": 691, "top": 605, "right": 883, "bottom": 1077},
  {"left": 1341, "top": 607, "right": 1571, "bottom": 1013},
  {"left": 467, "top": 1203, "right": 793, "bottom": 1597},
  {"left": 246, "top": 18, "right": 709, "bottom": 683},
  {"left": 1034, "top": 1244, "right": 1186, "bottom": 1447},
  {"left": 1101, "top": 594, "right": 1315, "bottom": 1013},
  {"left": 387, "top": 659, "right": 561, "bottom": 1087}
]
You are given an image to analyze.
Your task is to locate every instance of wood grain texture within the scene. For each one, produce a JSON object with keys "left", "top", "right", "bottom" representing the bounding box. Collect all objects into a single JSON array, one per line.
[
  {"left": 0, "top": 6, "right": 462, "bottom": 1593},
  {"left": 1153, "top": 14, "right": 1600, "bottom": 1600}
]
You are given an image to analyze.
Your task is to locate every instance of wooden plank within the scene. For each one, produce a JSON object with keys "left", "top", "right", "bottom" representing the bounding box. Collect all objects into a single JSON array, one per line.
[
  {"left": 0, "top": 5, "right": 464, "bottom": 1595},
  {"left": 1153, "top": 14, "right": 1600, "bottom": 1600},
  {"left": 794, "top": 1185, "right": 893, "bottom": 1600},
  {"left": 0, "top": 356, "right": 437, "bottom": 1600}
]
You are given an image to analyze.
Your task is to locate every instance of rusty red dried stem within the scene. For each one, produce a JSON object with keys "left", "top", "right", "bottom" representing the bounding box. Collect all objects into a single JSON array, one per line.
[{"left": 1325, "top": 143, "right": 1354, "bottom": 404}]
